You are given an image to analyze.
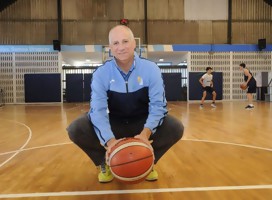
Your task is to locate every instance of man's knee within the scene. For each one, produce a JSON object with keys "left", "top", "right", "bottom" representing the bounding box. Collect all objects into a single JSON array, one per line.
[
  {"left": 163, "top": 115, "right": 184, "bottom": 143},
  {"left": 67, "top": 123, "right": 78, "bottom": 143},
  {"left": 66, "top": 113, "right": 90, "bottom": 143},
  {"left": 67, "top": 121, "right": 80, "bottom": 143},
  {"left": 172, "top": 118, "right": 184, "bottom": 142}
]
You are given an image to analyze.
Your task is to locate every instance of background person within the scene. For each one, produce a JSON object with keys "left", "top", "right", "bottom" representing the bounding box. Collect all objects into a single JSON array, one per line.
[
  {"left": 199, "top": 67, "right": 217, "bottom": 108},
  {"left": 239, "top": 63, "right": 257, "bottom": 109}
]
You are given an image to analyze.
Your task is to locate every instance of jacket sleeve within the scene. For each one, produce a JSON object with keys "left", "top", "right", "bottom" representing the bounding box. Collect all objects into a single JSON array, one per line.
[
  {"left": 88, "top": 68, "right": 115, "bottom": 146},
  {"left": 144, "top": 65, "right": 168, "bottom": 133}
]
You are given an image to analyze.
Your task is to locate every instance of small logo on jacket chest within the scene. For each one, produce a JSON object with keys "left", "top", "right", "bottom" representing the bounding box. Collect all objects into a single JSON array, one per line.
[{"left": 137, "top": 76, "right": 143, "bottom": 85}]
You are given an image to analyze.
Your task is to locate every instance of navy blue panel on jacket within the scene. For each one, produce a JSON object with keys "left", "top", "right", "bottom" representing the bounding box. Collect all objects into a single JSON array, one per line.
[
  {"left": 89, "top": 52, "right": 167, "bottom": 145},
  {"left": 107, "top": 87, "right": 149, "bottom": 119}
]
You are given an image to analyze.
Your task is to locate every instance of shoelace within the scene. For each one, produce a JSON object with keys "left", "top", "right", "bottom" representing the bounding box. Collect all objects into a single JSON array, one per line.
[{"left": 100, "top": 162, "right": 106, "bottom": 173}]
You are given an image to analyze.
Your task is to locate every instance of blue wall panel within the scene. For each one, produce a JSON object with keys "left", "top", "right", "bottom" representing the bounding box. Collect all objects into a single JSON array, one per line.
[
  {"left": 24, "top": 74, "right": 61, "bottom": 102},
  {"left": 189, "top": 72, "right": 223, "bottom": 100}
]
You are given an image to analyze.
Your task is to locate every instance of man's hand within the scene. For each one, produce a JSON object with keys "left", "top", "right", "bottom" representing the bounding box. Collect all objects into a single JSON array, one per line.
[
  {"left": 105, "top": 138, "right": 122, "bottom": 165},
  {"left": 134, "top": 127, "right": 153, "bottom": 148}
]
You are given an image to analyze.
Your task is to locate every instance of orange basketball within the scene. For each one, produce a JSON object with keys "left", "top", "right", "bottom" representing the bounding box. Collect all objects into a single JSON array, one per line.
[
  {"left": 240, "top": 84, "right": 247, "bottom": 90},
  {"left": 108, "top": 137, "right": 154, "bottom": 184}
]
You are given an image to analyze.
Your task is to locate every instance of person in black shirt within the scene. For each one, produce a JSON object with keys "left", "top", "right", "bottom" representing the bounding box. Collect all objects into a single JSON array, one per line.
[{"left": 239, "top": 63, "right": 257, "bottom": 109}]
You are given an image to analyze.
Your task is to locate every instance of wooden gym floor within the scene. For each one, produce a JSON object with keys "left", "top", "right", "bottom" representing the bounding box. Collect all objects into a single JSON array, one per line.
[{"left": 0, "top": 101, "right": 272, "bottom": 200}]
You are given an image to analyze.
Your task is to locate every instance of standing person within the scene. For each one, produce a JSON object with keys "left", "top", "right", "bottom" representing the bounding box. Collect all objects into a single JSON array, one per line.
[
  {"left": 199, "top": 67, "right": 217, "bottom": 108},
  {"left": 67, "top": 25, "right": 184, "bottom": 183},
  {"left": 239, "top": 63, "right": 256, "bottom": 109}
]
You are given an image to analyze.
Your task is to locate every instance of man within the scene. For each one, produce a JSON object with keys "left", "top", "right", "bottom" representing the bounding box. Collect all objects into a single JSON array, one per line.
[
  {"left": 239, "top": 63, "right": 256, "bottom": 109},
  {"left": 67, "top": 25, "right": 184, "bottom": 183},
  {"left": 199, "top": 67, "right": 217, "bottom": 108}
]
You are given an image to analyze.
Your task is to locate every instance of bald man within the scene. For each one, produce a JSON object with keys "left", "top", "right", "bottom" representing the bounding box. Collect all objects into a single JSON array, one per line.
[{"left": 67, "top": 25, "right": 184, "bottom": 183}]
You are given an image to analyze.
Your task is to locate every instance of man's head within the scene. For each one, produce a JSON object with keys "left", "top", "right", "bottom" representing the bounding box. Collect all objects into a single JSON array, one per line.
[
  {"left": 239, "top": 63, "right": 246, "bottom": 71},
  {"left": 108, "top": 25, "right": 136, "bottom": 62},
  {"left": 206, "top": 67, "right": 213, "bottom": 74}
]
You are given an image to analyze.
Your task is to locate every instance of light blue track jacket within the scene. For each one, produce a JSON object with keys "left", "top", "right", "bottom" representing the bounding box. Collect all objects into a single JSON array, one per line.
[{"left": 88, "top": 52, "right": 167, "bottom": 146}]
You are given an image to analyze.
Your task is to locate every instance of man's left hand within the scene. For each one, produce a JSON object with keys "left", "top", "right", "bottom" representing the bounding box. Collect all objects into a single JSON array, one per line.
[{"left": 134, "top": 127, "right": 153, "bottom": 148}]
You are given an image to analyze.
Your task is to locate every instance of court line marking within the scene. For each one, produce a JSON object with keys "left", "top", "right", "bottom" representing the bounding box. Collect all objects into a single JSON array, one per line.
[
  {"left": 0, "top": 120, "right": 32, "bottom": 169},
  {"left": 0, "top": 184, "right": 272, "bottom": 198},
  {"left": 1, "top": 138, "right": 272, "bottom": 158},
  {"left": 0, "top": 138, "right": 272, "bottom": 198},
  {"left": 65, "top": 103, "right": 89, "bottom": 112},
  {"left": 0, "top": 142, "right": 72, "bottom": 156},
  {"left": 183, "top": 138, "right": 272, "bottom": 152},
  {"left": 1, "top": 138, "right": 272, "bottom": 157}
]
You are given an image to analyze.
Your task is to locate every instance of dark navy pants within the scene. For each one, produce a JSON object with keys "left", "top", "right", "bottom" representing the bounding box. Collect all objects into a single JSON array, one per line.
[{"left": 67, "top": 113, "right": 184, "bottom": 166}]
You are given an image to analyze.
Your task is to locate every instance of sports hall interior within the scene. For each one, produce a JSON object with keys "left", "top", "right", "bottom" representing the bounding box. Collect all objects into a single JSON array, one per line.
[{"left": 0, "top": 0, "right": 272, "bottom": 199}]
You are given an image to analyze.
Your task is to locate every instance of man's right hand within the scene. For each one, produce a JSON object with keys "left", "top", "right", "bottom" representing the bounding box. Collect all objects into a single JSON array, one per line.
[
  {"left": 105, "top": 138, "right": 122, "bottom": 165},
  {"left": 106, "top": 138, "right": 120, "bottom": 151}
]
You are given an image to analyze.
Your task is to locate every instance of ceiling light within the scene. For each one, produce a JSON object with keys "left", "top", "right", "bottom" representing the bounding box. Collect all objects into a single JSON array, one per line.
[{"left": 159, "top": 58, "right": 164, "bottom": 62}]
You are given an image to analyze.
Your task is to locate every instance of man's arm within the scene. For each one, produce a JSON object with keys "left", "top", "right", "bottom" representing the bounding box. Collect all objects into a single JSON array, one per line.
[
  {"left": 199, "top": 77, "right": 204, "bottom": 86},
  {"left": 244, "top": 69, "right": 252, "bottom": 85},
  {"left": 88, "top": 68, "right": 115, "bottom": 147},
  {"left": 143, "top": 64, "right": 168, "bottom": 137}
]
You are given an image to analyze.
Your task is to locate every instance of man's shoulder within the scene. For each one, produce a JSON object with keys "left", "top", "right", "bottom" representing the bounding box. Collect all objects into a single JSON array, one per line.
[
  {"left": 95, "top": 60, "right": 113, "bottom": 71},
  {"left": 92, "top": 60, "right": 114, "bottom": 78},
  {"left": 202, "top": 73, "right": 208, "bottom": 77},
  {"left": 137, "top": 56, "right": 158, "bottom": 69}
]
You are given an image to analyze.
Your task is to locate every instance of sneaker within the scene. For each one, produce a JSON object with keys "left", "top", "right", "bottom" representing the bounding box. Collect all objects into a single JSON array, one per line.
[
  {"left": 211, "top": 103, "right": 216, "bottom": 108},
  {"left": 145, "top": 169, "right": 158, "bottom": 181},
  {"left": 200, "top": 104, "right": 204, "bottom": 109},
  {"left": 98, "top": 163, "right": 114, "bottom": 183},
  {"left": 245, "top": 105, "right": 254, "bottom": 110}
]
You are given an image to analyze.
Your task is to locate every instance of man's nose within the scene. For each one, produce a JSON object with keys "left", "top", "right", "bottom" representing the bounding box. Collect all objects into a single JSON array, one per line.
[{"left": 118, "top": 44, "right": 125, "bottom": 51}]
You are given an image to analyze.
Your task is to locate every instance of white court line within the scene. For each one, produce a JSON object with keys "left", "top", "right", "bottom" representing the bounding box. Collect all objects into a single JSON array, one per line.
[
  {"left": 183, "top": 138, "right": 272, "bottom": 152},
  {"left": 0, "top": 142, "right": 72, "bottom": 156},
  {"left": 1, "top": 138, "right": 272, "bottom": 158},
  {"left": 0, "top": 185, "right": 272, "bottom": 198},
  {"left": 0, "top": 120, "right": 32, "bottom": 169},
  {"left": 0, "top": 138, "right": 272, "bottom": 198},
  {"left": 65, "top": 103, "right": 88, "bottom": 112},
  {"left": 1, "top": 139, "right": 272, "bottom": 157}
]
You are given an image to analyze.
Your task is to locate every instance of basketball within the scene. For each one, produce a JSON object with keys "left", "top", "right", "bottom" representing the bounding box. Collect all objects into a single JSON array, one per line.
[
  {"left": 240, "top": 84, "right": 247, "bottom": 90},
  {"left": 108, "top": 137, "right": 154, "bottom": 184}
]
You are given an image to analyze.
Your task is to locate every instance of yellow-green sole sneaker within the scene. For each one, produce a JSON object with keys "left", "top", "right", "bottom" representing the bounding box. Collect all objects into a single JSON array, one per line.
[
  {"left": 145, "top": 169, "right": 158, "bottom": 181},
  {"left": 98, "top": 164, "right": 114, "bottom": 183}
]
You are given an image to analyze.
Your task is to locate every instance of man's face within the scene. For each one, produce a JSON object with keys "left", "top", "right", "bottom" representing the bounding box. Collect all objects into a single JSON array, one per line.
[{"left": 109, "top": 27, "right": 136, "bottom": 62}]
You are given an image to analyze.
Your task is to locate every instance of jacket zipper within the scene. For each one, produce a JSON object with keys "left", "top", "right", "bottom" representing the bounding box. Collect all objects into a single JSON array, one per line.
[
  {"left": 125, "top": 81, "right": 129, "bottom": 93},
  {"left": 117, "top": 60, "right": 135, "bottom": 93}
]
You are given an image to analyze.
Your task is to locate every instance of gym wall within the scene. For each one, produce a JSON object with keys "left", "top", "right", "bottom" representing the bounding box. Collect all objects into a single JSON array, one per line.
[
  {"left": 0, "top": 52, "right": 60, "bottom": 103},
  {"left": 0, "top": 0, "right": 271, "bottom": 45}
]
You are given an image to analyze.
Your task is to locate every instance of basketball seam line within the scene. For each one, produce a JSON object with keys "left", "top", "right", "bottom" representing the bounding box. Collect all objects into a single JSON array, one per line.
[{"left": 110, "top": 155, "right": 154, "bottom": 167}]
